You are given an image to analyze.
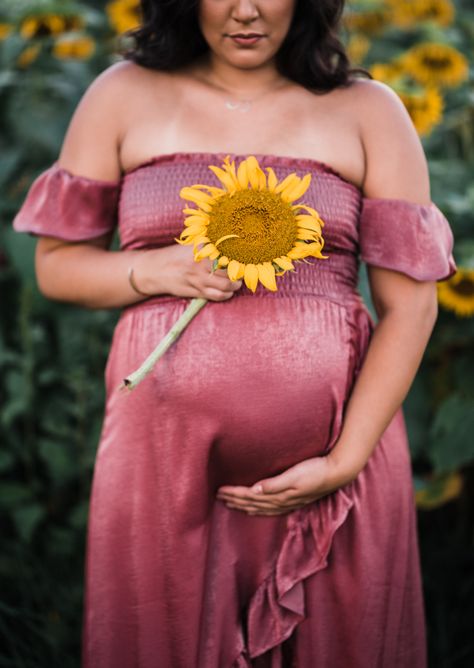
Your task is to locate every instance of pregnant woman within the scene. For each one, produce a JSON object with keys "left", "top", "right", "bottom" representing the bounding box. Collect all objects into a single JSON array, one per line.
[{"left": 13, "top": 0, "right": 455, "bottom": 666}]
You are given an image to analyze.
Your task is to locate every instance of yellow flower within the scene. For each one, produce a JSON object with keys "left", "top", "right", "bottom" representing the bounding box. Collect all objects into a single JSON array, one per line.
[
  {"left": 398, "top": 87, "right": 444, "bottom": 136},
  {"left": 343, "top": 8, "right": 388, "bottom": 35},
  {"left": 387, "top": 0, "right": 455, "bottom": 29},
  {"left": 401, "top": 43, "right": 469, "bottom": 88},
  {"left": 416, "top": 472, "right": 463, "bottom": 510},
  {"left": 20, "top": 14, "right": 83, "bottom": 39},
  {"left": 178, "top": 156, "right": 326, "bottom": 293},
  {"left": 106, "top": 0, "right": 141, "bottom": 34},
  {"left": 437, "top": 269, "right": 474, "bottom": 317},
  {"left": 53, "top": 35, "right": 95, "bottom": 60},
  {"left": 347, "top": 34, "right": 371, "bottom": 65},
  {"left": 0, "top": 22, "right": 13, "bottom": 40},
  {"left": 17, "top": 44, "right": 41, "bottom": 68},
  {"left": 370, "top": 61, "right": 405, "bottom": 84}
]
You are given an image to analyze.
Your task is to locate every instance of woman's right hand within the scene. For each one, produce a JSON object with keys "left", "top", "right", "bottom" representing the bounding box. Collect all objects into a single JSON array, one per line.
[{"left": 131, "top": 244, "right": 243, "bottom": 301}]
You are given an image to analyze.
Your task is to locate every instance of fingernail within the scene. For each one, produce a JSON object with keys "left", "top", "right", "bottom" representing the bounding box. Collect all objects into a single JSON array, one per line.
[{"left": 252, "top": 484, "right": 263, "bottom": 494}]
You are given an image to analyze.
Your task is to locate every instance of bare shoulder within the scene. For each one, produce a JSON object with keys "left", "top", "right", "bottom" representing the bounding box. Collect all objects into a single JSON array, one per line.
[
  {"left": 58, "top": 60, "right": 169, "bottom": 181},
  {"left": 341, "top": 78, "right": 431, "bottom": 202}
]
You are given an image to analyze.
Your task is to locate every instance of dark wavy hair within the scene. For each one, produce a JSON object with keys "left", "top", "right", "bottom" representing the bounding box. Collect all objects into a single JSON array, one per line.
[{"left": 125, "top": 0, "right": 370, "bottom": 92}]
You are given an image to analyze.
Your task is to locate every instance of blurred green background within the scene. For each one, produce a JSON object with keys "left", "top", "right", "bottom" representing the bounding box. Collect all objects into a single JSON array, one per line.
[{"left": 0, "top": 0, "right": 473, "bottom": 666}]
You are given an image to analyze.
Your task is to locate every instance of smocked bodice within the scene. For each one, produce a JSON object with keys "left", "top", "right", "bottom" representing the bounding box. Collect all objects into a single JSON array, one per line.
[
  {"left": 13, "top": 151, "right": 456, "bottom": 300},
  {"left": 119, "top": 153, "right": 363, "bottom": 300}
]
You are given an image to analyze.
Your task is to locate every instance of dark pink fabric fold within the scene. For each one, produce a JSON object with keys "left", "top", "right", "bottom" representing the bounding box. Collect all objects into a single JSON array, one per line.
[
  {"left": 244, "top": 489, "right": 354, "bottom": 659},
  {"left": 13, "top": 162, "right": 121, "bottom": 240},
  {"left": 359, "top": 197, "right": 456, "bottom": 281}
]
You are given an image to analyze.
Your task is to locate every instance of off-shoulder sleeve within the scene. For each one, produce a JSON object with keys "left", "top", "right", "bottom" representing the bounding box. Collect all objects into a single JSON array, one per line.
[
  {"left": 359, "top": 197, "right": 456, "bottom": 281},
  {"left": 13, "top": 162, "right": 121, "bottom": 241}
]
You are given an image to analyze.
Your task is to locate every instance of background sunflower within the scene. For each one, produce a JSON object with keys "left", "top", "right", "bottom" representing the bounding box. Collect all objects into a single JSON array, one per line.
[{"left": 0, "top": 0, "right": 472, "bottom": 665}]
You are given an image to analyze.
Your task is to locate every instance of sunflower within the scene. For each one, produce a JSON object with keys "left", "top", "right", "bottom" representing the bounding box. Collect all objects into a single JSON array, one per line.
[
  {"left": 20, "top": 14, "right": 83, "bottom": 39},
  {"left": 53, "top": 35, "right": 95, "bottom": 60},
  {"left": 415, "top": 472, "right": 463, "bottom": 510},
  {"left": 0, "top": 23, "right": 13, "bottom": 40},
  {"left": 122, "top": 155, "right": 327, "bottom": 389},
  {"left": 369, "top": 61, "right": 405, "bottom": 84},
  {"left": 347, "top": 34, "right": 371, "bottom": 65},
  {"left": 177, "top": 155, "right": 326, "bottom": 293},
  {"left": 387, "top": 0, "right": 454, "bottom": 29},
  {"left": 401, "top": 43, "right": 468, "bottom": 88},
  {"left": 17, "top": 44, "right": 41, "bottom": 68},
  {"left": 398, "top": 87, "right": 444, "bottom": 135},
  {"left": 437, "top": 269, "right": 474, "bottom": 317},
  {"left": 343, "top": 8, "right": 389, "bottom": 35},
  {"left": 106, "top": 0, "right": 141, "bottom": 34}
]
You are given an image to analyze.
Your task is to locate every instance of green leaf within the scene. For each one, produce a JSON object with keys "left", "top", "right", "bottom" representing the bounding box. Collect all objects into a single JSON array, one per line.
[
  {"left": 0, "top": 482, "right": 33, "bottom": 507},
  {"left": 430, "top": 394, "right": 474, "bottom": 472},
  {"left": 13, "top": 504, "right": 45, "bottom": 543}
]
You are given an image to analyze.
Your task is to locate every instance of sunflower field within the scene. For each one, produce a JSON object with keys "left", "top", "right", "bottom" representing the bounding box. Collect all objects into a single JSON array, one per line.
[{"left": 0, "top": 0, "right": 473, "bottom": 665}]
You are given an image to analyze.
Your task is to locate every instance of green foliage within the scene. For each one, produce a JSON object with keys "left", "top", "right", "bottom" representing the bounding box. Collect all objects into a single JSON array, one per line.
[{"left": 0, "top": 0, "right": 473, "bottom": 665}]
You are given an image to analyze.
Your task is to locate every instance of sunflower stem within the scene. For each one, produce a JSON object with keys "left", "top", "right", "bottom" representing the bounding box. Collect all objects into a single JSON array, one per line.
[{"left": 120, "top": 297, "right": 208, "bottom": 391}]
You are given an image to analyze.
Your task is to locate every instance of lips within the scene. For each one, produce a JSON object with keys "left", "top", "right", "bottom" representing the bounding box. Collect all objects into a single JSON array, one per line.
[{"left": 228, "top": 33, "right": 264, "bottom": 46}]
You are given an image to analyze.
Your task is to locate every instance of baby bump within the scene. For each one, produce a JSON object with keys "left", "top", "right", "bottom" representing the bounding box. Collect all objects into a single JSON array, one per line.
[{"left": 110, "top": 296, "right": 355, "bottom": 486}]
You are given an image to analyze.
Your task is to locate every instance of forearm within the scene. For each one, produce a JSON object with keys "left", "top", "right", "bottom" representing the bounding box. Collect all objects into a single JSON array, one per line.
[
  {"left": 35, "top": 242, "right": 155, "bottom": 309},
  {"left": 328, "top": 296, "right": 437, "bottom": 482},
  {"left": 35, "top": 238, "right": 242, "bottom": 309}
]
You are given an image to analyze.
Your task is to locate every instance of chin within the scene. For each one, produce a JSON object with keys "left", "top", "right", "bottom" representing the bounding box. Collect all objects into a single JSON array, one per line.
[{"left": 222, "top": 50, "right": 276, "bottom": 70}]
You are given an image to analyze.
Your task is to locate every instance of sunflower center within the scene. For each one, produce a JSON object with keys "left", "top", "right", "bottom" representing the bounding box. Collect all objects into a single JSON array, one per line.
[
  {"left": 206, "top": 190, "right": 297, "bottom": 264},
  {"left": 422, "top": 55, "right": 452, "bottom": 70},
  {"left": 452, "top": 278, "right": 474, "bottom": 297}
]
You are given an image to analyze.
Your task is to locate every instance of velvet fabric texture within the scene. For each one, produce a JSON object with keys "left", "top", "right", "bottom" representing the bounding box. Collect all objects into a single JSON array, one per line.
[{"left": 13, "top": 153, "right": 456, "bottom": 667}]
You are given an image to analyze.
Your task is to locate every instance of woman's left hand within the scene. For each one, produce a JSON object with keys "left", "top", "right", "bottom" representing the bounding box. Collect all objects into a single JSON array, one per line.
[{"left": 216, "top": 455, "right": 357, "bottom": 516}]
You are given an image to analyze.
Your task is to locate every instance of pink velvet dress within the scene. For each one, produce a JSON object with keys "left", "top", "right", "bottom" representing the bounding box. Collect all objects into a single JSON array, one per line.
[{"left": 14, "top": 152, "right": 456, "bottom": 668}]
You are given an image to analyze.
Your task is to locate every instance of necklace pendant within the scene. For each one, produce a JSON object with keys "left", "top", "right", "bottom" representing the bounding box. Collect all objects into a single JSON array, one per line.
[{"left": 225, "top": 99, "right": 252, "bottom": 113}]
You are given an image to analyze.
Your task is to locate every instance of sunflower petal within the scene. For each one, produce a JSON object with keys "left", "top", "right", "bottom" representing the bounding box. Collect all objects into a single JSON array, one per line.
[
  {"left": 227, "top": 259, "right": 245, "bottom": 281},
  {"left": 274, "top": 173, "right": 299, "bottom": 194},
  {"left": 217, "top": 256, "right": 229, "bottom": 268},
  {"left": 266, "top": 167, "right": 278, "bottom": 192},
  {"left": 184, "top": 214, "right": 209, "bottom": 227},
  {"left": 287, "top": 245, "right": 309, "bottom": 260},
  {"left": 195, "top": 243, "right": 218, "bottom": 260},
  {"left": 237, "top": 160, "right": 249, "bottom": 189},
  {"left": 208, "top": 165, "right": 239, "bottom": 192},
  {"left": 258, "top": 262, "right": 277, "bottom": 291},
  {"left": 175, "top": 236, "right": 192, "bottom": 246},
  {"left": 223, "top": 156, "right": 238, "bottom": 183},
  {"left": 293, "top": 204, "right": 324, "bottom": 225},
  {"left": 215, "top": 234, "right": 240, "bottom": 247},
  {"left": 295, "top": 215, "right": 322, "bottom": 232},
  {"left": 244, "top": 263, "right": 259, "bottom": 292},
  {"left": 180, "top": 188, "right": 214, "bottom": 212},
  {"left": 281, "top": 173, "right": 312, "bottom": 202},
  {"left": 192, "top": 236, "right": 210, "bottom": 247},
  {"left": 297, "top": 229, "right": 320, "bottom": 241},
  {"left": 274, "top": 256, "right": 294, "bottom": 271},
  {"left": 190, "top": 183, "right": 224, "bottom": 196},
  {"left": 305, "top": 241, "right": 327, "bottom": 259},
  {"left": 245, "top": 156, "right": 266, "bottom": 190},
  {"left": 180, "top": 224, "right": 207, "bottom": 238}
]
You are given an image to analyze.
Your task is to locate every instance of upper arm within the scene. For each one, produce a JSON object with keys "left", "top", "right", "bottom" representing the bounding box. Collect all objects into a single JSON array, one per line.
[
  {"left": 35, "top": 62, "right": 137, "bottom": 255},
  {"left": 355, "top": 80, "right": 431, "bottom": 204},
  {"left": 353, "top": 80, "right": 436, "bottom": 311},
  {"left": 57, "top": 60, "right": 139, "bottom": 181}
]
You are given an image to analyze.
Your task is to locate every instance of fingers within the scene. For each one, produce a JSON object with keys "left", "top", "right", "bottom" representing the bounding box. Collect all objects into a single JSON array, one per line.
[
  {"left": 194, "top": 268, "right": 242, "bottom": 301},
  {"left": 217, "top": 485, "right": 302, "bottom": 513}
]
